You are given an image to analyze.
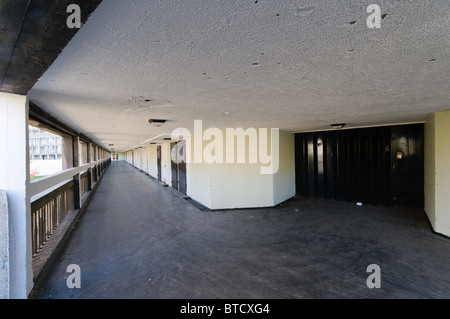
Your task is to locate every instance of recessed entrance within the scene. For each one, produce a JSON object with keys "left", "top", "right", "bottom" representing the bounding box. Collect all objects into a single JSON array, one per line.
[
  {"left": 170, "top": 140, "right": 187, "bottom": 195},
  {"left": 295, "top": 124, "right": 424, "bottom": 207}
]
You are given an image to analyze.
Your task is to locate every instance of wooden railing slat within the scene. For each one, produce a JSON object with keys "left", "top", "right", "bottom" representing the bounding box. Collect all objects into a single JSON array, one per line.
[{"left": 30, "top": 157, "right": 111, "bottom": 256}]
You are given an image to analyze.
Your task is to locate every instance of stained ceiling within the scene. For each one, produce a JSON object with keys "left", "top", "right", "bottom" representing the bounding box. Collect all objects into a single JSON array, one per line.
[{"left": 28, "top": 0, "right": 450, "bottom": 152}]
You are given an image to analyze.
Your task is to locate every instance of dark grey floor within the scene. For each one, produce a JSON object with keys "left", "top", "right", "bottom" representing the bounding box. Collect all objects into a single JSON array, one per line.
[{"left": 30, "top": 161, "right": 450, "bottom": 299}]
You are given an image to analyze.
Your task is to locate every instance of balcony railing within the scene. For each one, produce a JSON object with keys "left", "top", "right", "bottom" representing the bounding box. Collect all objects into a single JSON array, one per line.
[
  {"left": 31, "top": 180, "right": 74, "bottom": 256},
  {"left": 29, "top": 156, "right": 111, "bottom": 278}
]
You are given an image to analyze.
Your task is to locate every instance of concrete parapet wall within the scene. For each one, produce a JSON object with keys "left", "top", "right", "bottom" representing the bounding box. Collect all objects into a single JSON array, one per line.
[{"left": 0, "top": 190, "right": 9, "bottom": 299}]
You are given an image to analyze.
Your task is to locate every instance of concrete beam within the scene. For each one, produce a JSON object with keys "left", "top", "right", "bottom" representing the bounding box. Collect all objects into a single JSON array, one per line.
[{"left": 0, "top": 0, "right": 103, "bottom": 95}]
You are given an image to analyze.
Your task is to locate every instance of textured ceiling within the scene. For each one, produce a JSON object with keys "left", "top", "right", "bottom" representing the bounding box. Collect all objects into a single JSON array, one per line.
[{"left": 29, "top": 0, "right": 450, "bottom": 152}]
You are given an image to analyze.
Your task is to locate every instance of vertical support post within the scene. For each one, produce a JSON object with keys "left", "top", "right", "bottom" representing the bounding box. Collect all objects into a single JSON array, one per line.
[
  {"left": 0, "top": 93, "right": 33, "bottom": 298},
  {"left": 101, "top": 149, "right": 104, "bottom": 171},
  {"left": 93, "top": 145, "right": 97, "bottom": 182},
  {"left": 61, "top": 133, "right": 73, "bottom": 171},
  {"left": 97, "top": 147, "right": 101, "bottom": 177},
  {"left": 72, "top": 136, "right": 80, "bottom": 210}
]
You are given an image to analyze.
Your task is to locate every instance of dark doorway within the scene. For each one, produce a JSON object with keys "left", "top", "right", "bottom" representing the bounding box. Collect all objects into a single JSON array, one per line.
[
  {"left": 295, "top": 124, "right": 424, "bottom": 207},
  {"left": 170, "top": 140, "right": 187, "bottom": 195},
  {"left": 178, "top": 141, "right": 187, "bottom": 195},
  {"left": 390, "top": 124, "right": 424, "bottom": 207},
  {"left": 157, "top": 145, "right": 162, "bottom": 182},
  {"left": 170, "top": 142, "right": 178, "bottom": 190}
]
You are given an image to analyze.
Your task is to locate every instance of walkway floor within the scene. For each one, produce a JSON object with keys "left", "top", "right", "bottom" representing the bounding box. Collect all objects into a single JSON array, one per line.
[{"left": 30, "top": 161, "right": 450, "bottom": 299}]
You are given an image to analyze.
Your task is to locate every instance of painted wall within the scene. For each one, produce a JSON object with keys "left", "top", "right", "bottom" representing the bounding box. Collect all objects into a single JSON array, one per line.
[
  {"left": 272, "top": 130, "right": 296, "bottom": 205},
  {"left": 116, "top": 153, "right": 126, "bottom": 161},
  {"left": 210, "top": 162, "right": 274, "bottom": 209},
  {"left": 187, "top": 159, "right": 213, "bottom": 209},
  {"left": 186, "top": 129, "right": 295, "bottom": 210},
  {"left": 147, "top": 145, "right": 158, "bottom": 179},
  {"left": 160, "top": 143, "right": 172, "bottom": 186},
  {"left": 124, "top": 130, "right": 295, "bottom": 210},
  {"left": 124, "top": 145, "right": 163, "bottom": 181},
  {"left": 425, "top": 110, "right": 450, "bottom": 237}
]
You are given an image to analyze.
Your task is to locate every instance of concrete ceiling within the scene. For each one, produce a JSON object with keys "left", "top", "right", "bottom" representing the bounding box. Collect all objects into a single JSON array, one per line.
[{"left": 28, "top": 0, "right": 450, "bottom": 152}]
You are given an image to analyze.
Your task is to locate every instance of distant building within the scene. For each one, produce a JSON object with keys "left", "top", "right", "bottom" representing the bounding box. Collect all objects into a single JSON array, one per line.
[{"left": 29, "top": 126, "right": 62, "bottom": 160}]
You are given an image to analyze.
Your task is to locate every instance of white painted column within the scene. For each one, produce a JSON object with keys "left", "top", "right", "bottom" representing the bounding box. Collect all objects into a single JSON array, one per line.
[
  {"left": 0, "top": 93, "right": 33, "bottom": 298},
  {"left": 0, "top": 190, "right": 9, "bottom": 298},
  {"left": 425, "top": 110, "right": 450, "bottom": 237}
]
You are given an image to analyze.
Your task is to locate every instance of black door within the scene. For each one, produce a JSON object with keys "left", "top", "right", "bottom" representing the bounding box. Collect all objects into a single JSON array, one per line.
[
  {"left": 170, "top": 142, "right": 178, "bottom": 190},
  {"left": 169, "top": 141, "right": 187, "bottom": 195},
  {"left": 157, "top": 145, "right": 161, "bottom": 181},
  {"left": 295, "top": 124, "right": 424, "bottom": 208},
  {"left": 178, "top": 140, "right": 187, "bottom": 195},
  {"left": 390, "top": 124, "right": 424, "bottom": 207}
]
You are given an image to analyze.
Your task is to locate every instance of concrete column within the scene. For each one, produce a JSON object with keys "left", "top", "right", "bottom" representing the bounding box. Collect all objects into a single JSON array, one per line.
[
  {"left": 0, "top": 190, "right": 9, "bottom": 298},
  {"left": 0, "top": 93, "right": 33, "bottom": 298},
  {"left": 73, "top": 136, "right": 80, "bottom": 209},
  {"left": 86, "top": 143, "right": 92, "bottom": 190},
  {"left": 79, "top": 141, "right": 87, "bottom": 165},
  {"left": 425, "top": 110, "right": 450, "bottom": 237},
  {"left": 61, "top": 133, "right": 74, "bottom": 170}
]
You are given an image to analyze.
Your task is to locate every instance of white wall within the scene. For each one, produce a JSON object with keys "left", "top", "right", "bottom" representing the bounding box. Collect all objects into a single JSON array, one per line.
[
  {"left": 210, "top": 162, "right": 274, "bottom": 209},
  {"left": 147, "top": 145, "right": 158, "bottom": 178},
  {"left": 124, "top": 145, "right": 161, "bottom": 181},
  {"left": 124, "top": 130, "right": 295, "bottom": 211},
  {"left": 187, "top": 159, "right": 213, "bottom": 209},
  {"left": 142, "top": 148, "right": 148, "bottom": 172},
  {"left": 136, "top": 149, "right": 142, "bottom": 169},
  {"left": 273, "top": 130, "right": 296, "bottom": 205},
  {"left": 115, "top": 152, "right": 126, "bottom": 161},
  {"left": 161, "top": 143, "right": 171, "bottom": 186},
  {"left": 186, "top": 129, "right": 295, "bottom": 210},
  {"left": 425, "top": 110, "right": 450, "bottom": 237}
]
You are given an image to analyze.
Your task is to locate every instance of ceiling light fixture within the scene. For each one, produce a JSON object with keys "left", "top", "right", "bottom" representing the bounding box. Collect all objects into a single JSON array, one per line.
[
  {"left": 331, "top": 123, "right": 346, "bottom": 129},
  {"left": 148, "top": 119, "right": 167, "bottom": 127}
]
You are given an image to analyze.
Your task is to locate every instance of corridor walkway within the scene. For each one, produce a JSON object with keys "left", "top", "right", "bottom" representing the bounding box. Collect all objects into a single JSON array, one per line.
[{"left": 30, "top": 161, "right": 450, "bottom": 299}]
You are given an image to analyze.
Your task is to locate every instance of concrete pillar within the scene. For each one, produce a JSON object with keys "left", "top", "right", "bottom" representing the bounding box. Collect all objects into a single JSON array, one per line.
[
  {"left": 0, "top": 191, "right": 9, "bottom": 298},
  {"left": 86, "top": 143, "right": 92, "bottom": 190},
  {"left": 425, "top": 110, "right": 450, "bottom": 237},
  {"left": 72, "top": 136, "right": 80, "bottom": 209},
  {"left": 79, "top": 141, "right": 87, "bottom": 165},
  {"left": 61, "top": 133, "right": 74, "bottom": 170},
  {"left": 0, "top": 93, "right": 33, "bottom": 298}
]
